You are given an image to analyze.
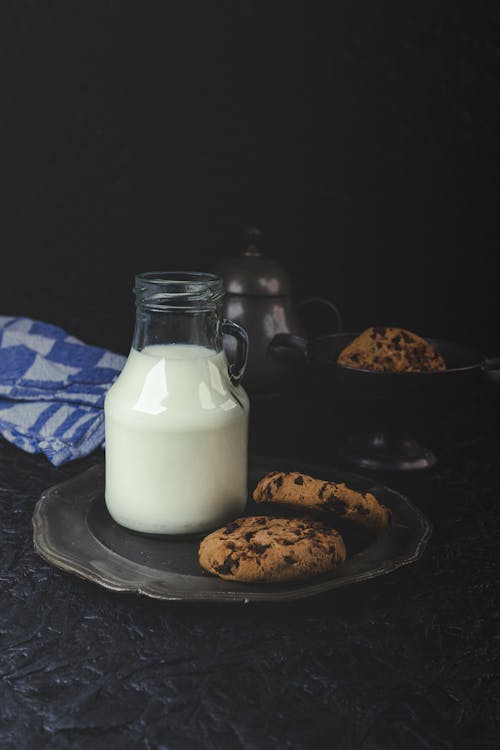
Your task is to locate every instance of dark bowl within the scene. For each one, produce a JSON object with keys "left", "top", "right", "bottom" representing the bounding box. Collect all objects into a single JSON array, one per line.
[
  {"left": 269, "top": 331, "right": 497, "bottom": 471},
  {"left": 311, "top": 333, "right": 496, "bottom": 470},
  {"left": 309, "top": 333, "right": 484, "bottom": 403}
]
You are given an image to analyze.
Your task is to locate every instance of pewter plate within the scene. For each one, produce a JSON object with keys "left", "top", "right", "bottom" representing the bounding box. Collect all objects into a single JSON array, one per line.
[{"left": 32, "top": 457, "right": 432, "bottom": 603}]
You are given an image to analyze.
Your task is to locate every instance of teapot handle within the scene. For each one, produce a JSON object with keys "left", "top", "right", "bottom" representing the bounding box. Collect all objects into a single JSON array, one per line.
[
  {"left": 296, "top": 297, "right": 343, "bottom": 333},
  {"left": 268, "top": 333, "right": 309, "bottom": 365},
  {"left": 221, "top": 319, "right": 249, "bottom": 387}
]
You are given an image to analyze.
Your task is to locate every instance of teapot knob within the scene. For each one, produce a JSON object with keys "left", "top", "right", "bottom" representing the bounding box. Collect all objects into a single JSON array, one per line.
[{"left": 243, "top": 226, "right": 263, "bottom": 257}]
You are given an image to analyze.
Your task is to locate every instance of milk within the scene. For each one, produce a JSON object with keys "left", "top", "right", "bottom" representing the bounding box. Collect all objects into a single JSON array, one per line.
[{"left": 104, "top": 344, "right": 249, "bottom": 534}]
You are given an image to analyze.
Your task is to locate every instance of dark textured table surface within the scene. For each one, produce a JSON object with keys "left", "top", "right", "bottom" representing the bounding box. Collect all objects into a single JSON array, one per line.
[{"left": 1, "top": 380, "right": 499, "bottom": 750}]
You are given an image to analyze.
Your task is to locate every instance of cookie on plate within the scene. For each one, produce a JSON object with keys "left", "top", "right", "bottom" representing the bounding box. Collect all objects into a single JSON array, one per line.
[
  {"left": 253, "top": 471, "right": 390, "bottom": 534},
  {"left": 198, "top": 515, "right": 346, "bottom": 583},
  {"left": 337, "top": 326, "right": 446, "bottom": 373}
]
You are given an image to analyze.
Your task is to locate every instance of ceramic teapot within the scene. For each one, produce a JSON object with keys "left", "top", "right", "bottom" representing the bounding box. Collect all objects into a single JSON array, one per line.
[{"left": 214, "top": 228, "right": 342, "bottom": 394}]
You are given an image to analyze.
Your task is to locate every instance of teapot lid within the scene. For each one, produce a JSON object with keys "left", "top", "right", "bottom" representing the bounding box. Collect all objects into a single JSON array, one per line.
[{"left": 215, "top": 227, "right": 292, "bottom": 296}]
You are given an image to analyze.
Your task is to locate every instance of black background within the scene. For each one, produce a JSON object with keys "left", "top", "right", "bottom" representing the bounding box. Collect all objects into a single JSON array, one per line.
[{"left": 0, "top": 1, "right": 499, "bottom": 357}]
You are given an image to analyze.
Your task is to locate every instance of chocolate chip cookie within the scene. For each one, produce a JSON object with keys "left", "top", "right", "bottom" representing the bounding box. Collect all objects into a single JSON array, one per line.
[
  {"left": 198, "top": 516, "right": 347, "bottom": 582},
  {"left": 337, "top": 326, "right": 446, "bottom": 372},
  {"left": 253, "top": 471, "right": 390, "bottom": 534}
]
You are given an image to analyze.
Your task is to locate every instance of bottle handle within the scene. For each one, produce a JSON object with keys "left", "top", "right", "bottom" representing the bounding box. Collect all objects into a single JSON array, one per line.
[
  {"left": 221, "top": 319, "right": 249, "bottom": 386},
  {"left": 296, "top": 297, "right": 343, "bottom": 333}
]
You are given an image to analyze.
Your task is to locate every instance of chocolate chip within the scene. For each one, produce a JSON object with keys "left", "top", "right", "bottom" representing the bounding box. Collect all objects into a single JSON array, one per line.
[
  {"left": 249, "top": 542, "right": 270, "bottom": 555},
  {"left": 223, "top": 522, "right": 238, "bottom": 535},
  {"left": 318, "top": 482, "right": 329, "bottom": 499},
  {"left": 322, "top": 496, "right": 347, "bottom": 514},
  {"left": 284, "top": 556, "right": 295, "bottom": 565},
  {"left": 274, "top": 475, "right": 283, "bottom": 488},
  {"left": 294, "top": 475, "right": 304, "bottom": 485},
  {"left": 305, "top": 530, "right": 320, "bottom": 539},
  {"left": 215, "top": 555, "right": 239, "bottom": 574},
  {"left": 245, "top": 531, "right": 255, "bottom": 541},
  {"left": 257, "top": 518, "right": 267, "bottom": 525},
  {"left": 355, "top": 503, "right": 369, "bottom": 515}
]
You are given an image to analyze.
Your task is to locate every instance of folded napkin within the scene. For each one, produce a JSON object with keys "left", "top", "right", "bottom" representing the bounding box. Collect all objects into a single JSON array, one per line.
[{"left": 0, "top": 316, "right": 126, "bottom": 466}]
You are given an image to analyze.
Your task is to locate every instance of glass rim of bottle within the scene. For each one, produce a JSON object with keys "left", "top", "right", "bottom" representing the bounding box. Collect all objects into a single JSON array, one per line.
[{"left": 134, "top": 271, "right": 224, "bottom": 310}]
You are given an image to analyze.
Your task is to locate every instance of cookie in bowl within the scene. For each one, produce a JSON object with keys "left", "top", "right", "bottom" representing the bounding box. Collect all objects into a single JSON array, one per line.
[{"left": 337, "top": 326, "right": 446, "bottom": 373}]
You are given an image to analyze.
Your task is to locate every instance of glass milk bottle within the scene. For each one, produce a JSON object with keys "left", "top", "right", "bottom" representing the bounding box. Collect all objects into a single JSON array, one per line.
[{"left": 104, "top": 271, "right": 250, "bottom": 535}]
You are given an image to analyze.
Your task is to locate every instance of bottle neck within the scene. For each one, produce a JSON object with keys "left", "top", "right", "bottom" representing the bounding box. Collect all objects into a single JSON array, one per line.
[
  {"left": 132, "top": 271, "right": 225, "bottom": 353},
  {"left": 132, "top": 306, "right": 222, "bottom": 352}
]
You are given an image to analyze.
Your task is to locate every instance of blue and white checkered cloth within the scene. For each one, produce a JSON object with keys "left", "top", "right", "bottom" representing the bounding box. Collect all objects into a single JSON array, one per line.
[{"left": 0, "top": 316, "right": 126, "bottom": 466}]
